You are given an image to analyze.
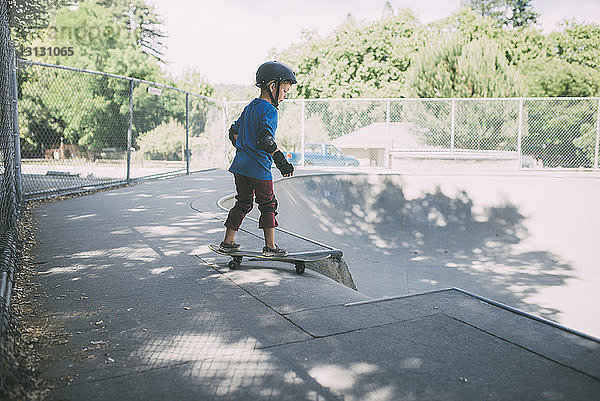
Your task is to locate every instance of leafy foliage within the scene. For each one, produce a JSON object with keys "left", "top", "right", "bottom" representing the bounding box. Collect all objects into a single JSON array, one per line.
[
  {"left": 96, "top": 0, "right": 167, "bottom": 61},
  {"left": 45, "top": 2, "right": 161, "bottom": 79},
  {"left": 19, "top": 65, "right": 131, "bottom": 155},
  {"left": 276, "top": 9, "right": 423, "bottom": 98},
  {"left": 272, "top": 4, "right": 600, "bottom": 166},
  {"left": 547, "top": 21, "right": 600, "bottom": 69},
  {"left": 17, "top": 1, "right": 214, "bottom": 157},
  {"left": 18, "top": 2, "right": 159, "bottom": 154},
  {"left": 520, "top": 57, "right": 600, "bottom": 97},
  {"left": 461, "top": 0, "right": 539, "bottom": 28},
  {"left": 136, "top": 119, "right": 184, "bottom": 161},
  {"left": 504, "top": 0, "right": 539, "bottom": 28},
  {"left": 8, "top": 0, "right": 68, "bottom": 46},
  {"left": 276, "top": 102, "right": 329, "bottom": 151},
  {"left": 406, "top": 33, "right": 523, "bottom": 98}
]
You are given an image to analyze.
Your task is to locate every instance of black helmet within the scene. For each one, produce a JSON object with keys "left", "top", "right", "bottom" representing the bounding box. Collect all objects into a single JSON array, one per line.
[{"left": 255, "top": 61, "right": 297, "bottom": 88}]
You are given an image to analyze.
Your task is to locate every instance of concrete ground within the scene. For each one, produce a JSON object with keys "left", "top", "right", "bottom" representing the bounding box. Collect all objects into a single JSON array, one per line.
[
  {"left": 30, "top": 170, "right": 600, "bottom": 400},
  {"left": 270, "top": 172, "right": 600, "bottom": 338}
]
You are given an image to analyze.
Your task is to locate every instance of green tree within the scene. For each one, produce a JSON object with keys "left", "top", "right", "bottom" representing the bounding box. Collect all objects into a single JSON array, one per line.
[
  {"left": 305, "top": 100, "right": 387, "bottom": 141},
  {"left": 461, "top": 0, "right": 505, "bottom": 23},
  {"left": 519, "top": 57, "right": 600, "bottom": 168},
  {"left": 406, "top": 33, "right": 523, "bottom": 98},
  {"left": 275, "top": 9, "right": 422, "bottom": 138},
  {"left": 461, "top": 0, "right": 538, "bottom": 28},
  {"left": 174, "top": 68, "right": 214, "bottom": 137},
  {"left": 502, "top": 25, "right": 547, "bottom": 66},
  {"left": 547, "top": 21, "right": 600, "bottom": 69},
  {"left": 8, "top": 0, "right": 68, "bottom": 46},
  {"left": 522, "top": 99, "right": 596, "bottom": 168},
  {"left": 19, "top": 2, "right": 163, "bottom": 155},
  {"left": 131, "top": 68, "right": 214, "bottom": 151},
  {"left": 47, "top": 2, "right": 161, "bottom": 78},
  {"left": 273, "top": 101, "right": 330, "bottom": 151},
  {"left": 428, "top": 7, "right": 514, "bottom": 44},
  {"left": 504, "top": 0, "right": 539, "bottom": 28},
  {"left": 520, "top": 57, "right": 600, "bottom": 97},
  {"left": 19, "top": 63, "right": 131, "bottom": 155},
  {"left": 97, "top": 0, "right": 167, "bottom": 61},
  {"left": 405, "top": 33, "right": 523, "bottom": 151},
  {"left": 136, "top": 119, "right": 185, "bottom": 161},
  {"left": 131, "top": 84, "right": 185, "bottom": 147},
  {"left": 276, "top": 8, "right": 423, "bottom": 98},
  {"left": 517, "top": 22, "right": 600, "bottom": 168}
]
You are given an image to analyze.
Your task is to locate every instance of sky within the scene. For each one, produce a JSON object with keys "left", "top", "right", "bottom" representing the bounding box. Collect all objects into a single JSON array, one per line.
[{"left": 148, "top": 0, "right": 600, "bottom": 85}]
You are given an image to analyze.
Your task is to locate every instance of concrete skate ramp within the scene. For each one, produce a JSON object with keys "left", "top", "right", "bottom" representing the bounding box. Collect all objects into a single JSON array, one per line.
[{"left": 274, "top": 173, "right": 600, "bottom": 338}]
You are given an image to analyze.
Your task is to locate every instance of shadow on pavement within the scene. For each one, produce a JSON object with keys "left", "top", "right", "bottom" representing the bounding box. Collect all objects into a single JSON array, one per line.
[{"left": 275, "top": 174, "right": 577, "bottom": 323}]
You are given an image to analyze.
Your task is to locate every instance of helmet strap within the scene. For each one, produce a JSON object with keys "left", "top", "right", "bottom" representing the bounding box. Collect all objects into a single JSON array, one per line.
[{"left": 266, "top": 81, "right": 281, "bottom": 109}]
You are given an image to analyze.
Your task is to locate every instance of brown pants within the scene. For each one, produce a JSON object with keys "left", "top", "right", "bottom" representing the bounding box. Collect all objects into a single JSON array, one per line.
[{"left": 224, "top": 174, "right": 278, "bottom": 230}]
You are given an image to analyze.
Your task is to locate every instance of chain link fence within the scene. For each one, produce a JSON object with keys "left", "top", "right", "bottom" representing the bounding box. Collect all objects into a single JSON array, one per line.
[
  {"left": 15, "top": 60, "right": 600, "bottom": 196},
  {"left": 266, "top": 97, "right": 600, "bottom": 172},
  {"left": 0, "top": 29, "right": 18, "bottom": 325},
  {"left": 523, "top": 98, "right": 600, "bottom": 169},
  {"left": 16, "top": 60, "right": 226, "bottom": 200},
  {"left": 1, "top": 1, "right": 34, "bottom": 397}
]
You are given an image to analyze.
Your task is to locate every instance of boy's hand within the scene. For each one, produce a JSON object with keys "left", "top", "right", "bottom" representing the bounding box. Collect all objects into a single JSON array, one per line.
[{"left": 273, "top": 150, "right": 294, "bottom": 177}]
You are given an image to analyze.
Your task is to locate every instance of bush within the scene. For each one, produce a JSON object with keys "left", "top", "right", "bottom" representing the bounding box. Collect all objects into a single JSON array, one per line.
[{"left": 136, "top": 120, "right": 185, "bottom": 161}]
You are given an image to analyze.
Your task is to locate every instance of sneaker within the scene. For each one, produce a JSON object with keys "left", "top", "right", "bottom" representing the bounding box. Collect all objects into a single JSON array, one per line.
[
  {"left": 263, "top": 244, "right": 287, "bottom": 257},
  {"left": 219, "top": 241, "right": 241, "bottom": 253}
]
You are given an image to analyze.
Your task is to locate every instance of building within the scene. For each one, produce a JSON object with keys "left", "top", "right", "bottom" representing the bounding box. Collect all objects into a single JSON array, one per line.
[{"left": 331, "top": 122, "right": 431, "bottom": 167}]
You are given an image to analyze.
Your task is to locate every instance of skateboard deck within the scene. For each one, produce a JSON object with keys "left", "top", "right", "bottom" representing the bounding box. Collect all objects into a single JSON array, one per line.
[{"left": 208, "top": 244, "right": 332, "bottom": 274}]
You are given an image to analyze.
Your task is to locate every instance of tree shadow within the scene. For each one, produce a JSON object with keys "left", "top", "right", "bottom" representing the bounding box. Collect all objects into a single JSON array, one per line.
[{"left": 276, "top": 175, "right": 575, "bottom": 321}]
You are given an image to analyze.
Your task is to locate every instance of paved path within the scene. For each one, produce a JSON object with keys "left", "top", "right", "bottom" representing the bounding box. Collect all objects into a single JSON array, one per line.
[{"left": 31, "top": 170, "right": 600, "bottom": 400}]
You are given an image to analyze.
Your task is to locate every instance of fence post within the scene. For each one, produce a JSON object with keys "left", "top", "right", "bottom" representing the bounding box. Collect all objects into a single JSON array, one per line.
[
  {"left": 222, "top": 98, "right": 228, "bottom": 168},
  {"left": 385, "top": 98, "right": 391, "bottom": 169},
  {"left": 450, "top": 98, "right": 455, "bottom": 156},
  {"left": 595, "top": 97, "right": 600, "bottom": 170},
  {"left": 185, "top": 93, "right": 189, "bottom": 174},
  {"left": 11, "top": 49, "right": 22, "bottom": 202},
  {"left": 126, "top": 79, "right": 133, "bottom": 182},
  {"left": 300, "top": 99, "right": 305, "bottom": 166},
  {"left": 518, "top": 98, "right": 523, "bottom": 170}
]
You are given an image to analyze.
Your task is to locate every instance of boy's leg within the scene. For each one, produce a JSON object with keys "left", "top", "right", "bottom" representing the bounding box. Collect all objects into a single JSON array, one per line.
[
  {"left": 224, "top": 227, "right": 237, "bottom": 243},
  {"left": 223, "top": 174, "right": 254, "bottom": 246},
  {"left": 254, "top": 179, "right": 277, "bottom": 229},
  {"left": 262, "top": 227, "right": 286, "bottom": 256},
  {"left": 263, "top": 227, "right": 275, "bottom": 249},
  {"left": 255, "top": 179, "right": 287, "bottom": 256},
  {"left": 219, "top": 226, "right": 240, "bottom": 252}
]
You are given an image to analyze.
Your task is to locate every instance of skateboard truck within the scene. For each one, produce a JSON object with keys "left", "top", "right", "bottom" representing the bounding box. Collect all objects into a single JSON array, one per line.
[{"left": 227, "top": 255, "right": 305, "bottom": 274}]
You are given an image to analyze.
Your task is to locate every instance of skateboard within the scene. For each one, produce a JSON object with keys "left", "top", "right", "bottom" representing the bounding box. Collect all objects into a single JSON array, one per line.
[{"left": 208, "top": 244, "right": 332, "bottom": 274}]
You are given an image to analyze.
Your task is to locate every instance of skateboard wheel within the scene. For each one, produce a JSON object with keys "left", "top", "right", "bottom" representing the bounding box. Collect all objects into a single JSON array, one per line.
[
  {"left": 295, "top": 262, "right": 306, "bottom": 274},
  {"left": 228, "top": 260, "right": 239, "bottom": 269}
]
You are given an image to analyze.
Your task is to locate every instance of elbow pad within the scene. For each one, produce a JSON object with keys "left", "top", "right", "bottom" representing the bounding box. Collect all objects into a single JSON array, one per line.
[{"left": 257, "top": 128, "right": 277, "bottom": 153}]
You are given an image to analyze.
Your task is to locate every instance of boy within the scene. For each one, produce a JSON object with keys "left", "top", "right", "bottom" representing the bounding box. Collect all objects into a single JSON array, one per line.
[{"left": 219, "top": 61, "right": 296, "bottom": 256}]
